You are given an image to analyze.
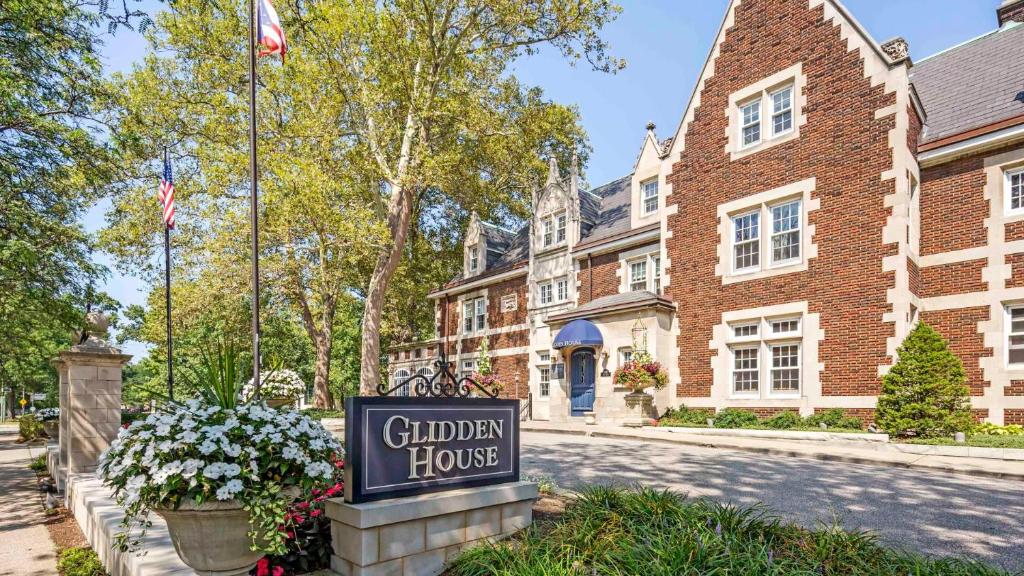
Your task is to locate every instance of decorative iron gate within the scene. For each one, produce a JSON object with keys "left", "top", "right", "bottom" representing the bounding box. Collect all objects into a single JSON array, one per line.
[{"left": 379, "top": 351, "right": 500, "bottom": 399}]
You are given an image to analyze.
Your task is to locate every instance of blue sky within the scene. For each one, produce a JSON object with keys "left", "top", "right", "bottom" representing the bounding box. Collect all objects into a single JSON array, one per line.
[{"left": 89, "top": 0, "right": 1001, "bottom": 360}]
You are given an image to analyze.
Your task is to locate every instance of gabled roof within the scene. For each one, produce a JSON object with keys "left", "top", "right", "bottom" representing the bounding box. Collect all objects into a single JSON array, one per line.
[
  {"left": 911, "top": 22, "right": 1024, "bottom": 145},
  {"left": 547, "top": 290, "right": 675, "bottom": 323},
  {"left": 578, "top": 175, "right": 633, "bottom": 245}
]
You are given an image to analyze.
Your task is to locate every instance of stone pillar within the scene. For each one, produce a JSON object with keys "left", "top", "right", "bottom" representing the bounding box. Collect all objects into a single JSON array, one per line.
[{"left": 52, "top": 313, "right": 131, "bottom": 489}]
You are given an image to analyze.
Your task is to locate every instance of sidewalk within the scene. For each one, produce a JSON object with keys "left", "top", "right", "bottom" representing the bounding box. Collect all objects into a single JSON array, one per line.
[
  {"left": 522, "top": 421, "right": 1024, "bottom": 481},
  {"left": 0, "top": 431, "right": 57, "bottom": 576}
]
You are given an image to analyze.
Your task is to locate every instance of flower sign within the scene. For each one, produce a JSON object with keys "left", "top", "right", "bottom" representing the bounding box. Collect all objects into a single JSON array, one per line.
[{"left": 612, "top": 350, "right": 669, "bottom": 393}]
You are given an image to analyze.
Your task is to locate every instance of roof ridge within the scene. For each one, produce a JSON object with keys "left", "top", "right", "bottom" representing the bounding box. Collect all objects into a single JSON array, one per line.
[
  {"left": 586, "top": 173, "right": 632, "bottom": 194},
  {"left": 916, "top": 22, "right": 1020, "bottom": 65}
]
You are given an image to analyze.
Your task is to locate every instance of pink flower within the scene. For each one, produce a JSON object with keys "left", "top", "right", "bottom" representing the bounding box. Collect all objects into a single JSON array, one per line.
[
  {"left": 256, "top": 558, "right": 270, "bottom": 576},
  {"left": 272, "top": 567, "right": 284, "bottom": 576}
]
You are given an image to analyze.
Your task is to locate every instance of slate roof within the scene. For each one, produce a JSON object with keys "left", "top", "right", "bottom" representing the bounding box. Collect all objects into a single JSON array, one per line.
[
  {"left": 578, "top": 175, "right": 633, "bottom": 245},
  {"left": 910, "top": 22, "right": 1024, "bottom": 144},
  {"left": 547, "top": 290, "right": 675, "bottom": 322}
]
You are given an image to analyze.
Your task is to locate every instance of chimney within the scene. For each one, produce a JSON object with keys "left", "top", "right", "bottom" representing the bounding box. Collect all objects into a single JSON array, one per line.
[{"left": 998, "top": 0, "right": 1024, "bottom": 27}]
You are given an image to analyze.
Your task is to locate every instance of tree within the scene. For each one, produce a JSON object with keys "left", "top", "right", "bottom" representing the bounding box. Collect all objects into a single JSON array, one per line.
[
  {"left": 876, "top": 322, "right": 974, "bottom": 438},
  {"left": 303, "top": 0, "right": 624, "bottom": 394}
]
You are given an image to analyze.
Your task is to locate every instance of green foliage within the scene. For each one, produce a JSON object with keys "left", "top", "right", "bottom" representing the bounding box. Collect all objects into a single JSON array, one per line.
[
  {"left": 449, "top": 485, "right": 1006, "bottom": 576},
  {"left": 877, "top": 322, "right": 974, "bottom": 438},
  {"left": 121, "top": 411, "right": 150, "bottom": 426},
  {"left": 57, "top": 546, "right": 106, "bottom": 576},
  {"left": 804, "top": 408, "right": 864, "bottom": 431},
  {"left": 188, "top": 341, "right": 243, "bottom": 409},
  {"left": 18, "top": 414, "right": 43, "bottom": 441},
  {"left": 908, "top": 435, "right": 1024, "bottom": 449},
  {"left": 476, "top": 339, "right": 493, "bottom": 377},
  {"left": 29, "top": 455, "right": 47, "bottom": 473},
  {"left": 658, "top": 405, "right": 713, "bottom": 427},
  {"left": 974, "top": 423, "right": 1024, "bottom": 436},
  {"left": 299, "top": 408, "right": 345, "bottom": 420},
  {"left": 764, "top": 410, "right": 803, "bottom": 430},
  {"left": 712, "top": 408, "right": 759, "bottom": 429}
]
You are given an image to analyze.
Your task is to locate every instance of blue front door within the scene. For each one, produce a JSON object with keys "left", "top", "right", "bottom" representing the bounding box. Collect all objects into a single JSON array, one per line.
[{"left": 570, "top": 348, "right": 596, "bottom": 416}]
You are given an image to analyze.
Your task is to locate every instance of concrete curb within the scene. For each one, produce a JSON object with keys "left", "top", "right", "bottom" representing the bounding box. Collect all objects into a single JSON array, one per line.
[{"left": 525, "top": 426, "right": 1024, "bottom": 481}]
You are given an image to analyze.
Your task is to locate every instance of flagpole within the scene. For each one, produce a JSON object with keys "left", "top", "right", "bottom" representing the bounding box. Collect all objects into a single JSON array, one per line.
[
  {"left": 248, "top": 0, "right": 262, "bottom": 397},
  {"left": 163, "top": 147, "right": 174, "bottom": 401}
]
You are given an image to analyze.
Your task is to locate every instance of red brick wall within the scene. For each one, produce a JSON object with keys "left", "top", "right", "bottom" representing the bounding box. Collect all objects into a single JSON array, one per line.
[
  {"left": 438, "top": 275, "right": 528, "bottom": 340},
  {"left": 920, "top": 260, "right": 986, "bottom": 297},
  {"left": 491, "top": 354, "right": 530, "bottom": 400},
  {"left": 908, "top": 259, "right": 922, "bottom": 299},
  {"left": 665, "top": 0, "right": 897, "bottom": 399},
  {"left": 919, "top": 307, "right": 989, "bottom": 395},
  {"left": 907, "top": 104, "right": 922, "bottom": 158},
  {"left": 1007, "top": 381, "right": 1024, "bottom": 396},
  {"left": 1006, "top": 409, "right": 1024, "bottom": 425},
  {"left": 578, "top": 252, "right": 620, "bottom": 305},
  {"left": 1007, "top": 221, "right": 1024, "bottom": 243},
  {"left": 920, "top": 155, "right": 988, "bottom": 256},
  {"left": 1008, "top": 253, "right": 1024, "bottom": 289}
]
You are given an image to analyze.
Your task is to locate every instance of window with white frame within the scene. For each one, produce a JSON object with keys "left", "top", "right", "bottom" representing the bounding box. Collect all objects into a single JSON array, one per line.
[
  {"left": 652, "top": 256, "right": 661, "bottom": 293},
  {"left": 627, "top": 253, "right": 660, "bottom": 293},
  {"left": 542, "top": 218, "right": 553, "bottom": 247},
  {"left": 468, "top": 246, "right": 479, "bottom": 273},
  {"left": 629, "top": 260, "right": 647, "bottom": 291},
  {"left": 731, "top": 198, "right": 803, "bottom": 274},
  {"left": 461, "top": 359, "right": 475, "bottom": 378},
  {"left": 641, "top": 179, "right": 659, "bottom": 215},
  {"left": 1007, "top": 305, "right": 1024, "bottom": 365},
  {"left": 556, "top": 278, "right": 568, "bottom": 302},
  {"left": 537, "top": 352, "right": 551, "bottom": 397},
  {"left": 463, "top": 297, "right": 486, "bottom": 334},
  {"left": 539, "top": 282, "right": 553, "bottom": 305},
  {"left": 740, "top": 99, "right": 761, "bottom": 147},
  {"left": 1007, "top": 169, "right": 1024, "bottom": 215},
  {"left": 556, "top": 214, "right": 567, "bottom": 243},
  {"left": 728, "top": 315, "right": 803, "bottom": 397},
  {"left": 619, "top": 347, "right": 634, "bottom": 366},
  {"left": 393, "top": 369, "right": 410, "bottom": 396},
  {"left": 770, "top": 86, "right": 793, "bottom": 136}
]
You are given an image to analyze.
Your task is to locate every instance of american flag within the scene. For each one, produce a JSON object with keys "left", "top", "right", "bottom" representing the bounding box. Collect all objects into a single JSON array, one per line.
[
  {"left": 257, "top": 0, "right": 286, "bottom": 62},
  {"left": 158, "top": 156, "right": 176, "bottom": 229}
]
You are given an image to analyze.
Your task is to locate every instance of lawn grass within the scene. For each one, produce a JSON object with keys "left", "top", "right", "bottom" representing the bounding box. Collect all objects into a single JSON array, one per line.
[
  {"left": 449, "top": 486, "right": 1007, "bottom": 576},
  {"left": 906, "top": 434, "right": 1024, "bottom": 449}
]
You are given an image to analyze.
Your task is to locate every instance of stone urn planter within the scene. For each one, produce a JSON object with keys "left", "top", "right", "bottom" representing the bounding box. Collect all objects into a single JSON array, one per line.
[
  {"left": 265, "top": 397, "right": 293, "bottom": 409},
  {"left": 622, "top": 392, "right": 653, "bottom": 428},
  {"left": 156, "top": 500, "right": 264, "bottom": 576},
  {"left": 42, "top": 420, "right": 59, "bottom": 440}
]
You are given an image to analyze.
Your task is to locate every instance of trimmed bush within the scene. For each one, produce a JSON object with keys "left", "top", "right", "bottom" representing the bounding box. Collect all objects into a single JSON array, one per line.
[
  {"left": 764, "top": 410, "right": 802, "bottom": 430},
  {"left": 57, "top": 546, "right": 105, "bottom": 576},
  {"left": 713, "top": 408, "right": 759, "bottom": 429},
  {"left": 300, "top": 408, "right": 345, "bottom": 420},
  {"left": 876, "top": 322, "right": 973, "bottom": 438},
  {"left": 658, "top": 405, "right": 713, "bottom": 427},
  {"left": 804, "top": 408, "right": 863, "bottom": 430},
  {"left": 18, "top": 414, "right": 42, "bottom": 441}
]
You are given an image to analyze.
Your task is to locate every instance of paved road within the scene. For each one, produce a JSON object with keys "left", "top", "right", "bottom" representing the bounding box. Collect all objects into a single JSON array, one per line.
[
  {"left": 521, "top": 431, "right": 1024, "bottom": 572},
  {"left": 0, "top": 431, "right": 57, "bottom": 576}
]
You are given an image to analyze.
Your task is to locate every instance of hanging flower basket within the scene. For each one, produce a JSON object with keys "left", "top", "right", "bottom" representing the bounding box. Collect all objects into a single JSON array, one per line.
[{"left": 98, "top": 399, "right": 342, "bottom": 574}]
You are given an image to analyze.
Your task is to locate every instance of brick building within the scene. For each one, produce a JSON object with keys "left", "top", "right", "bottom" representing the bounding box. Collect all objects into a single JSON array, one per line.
[{"left": 390, "top": 0, "right": 1024, "bottom": 425}]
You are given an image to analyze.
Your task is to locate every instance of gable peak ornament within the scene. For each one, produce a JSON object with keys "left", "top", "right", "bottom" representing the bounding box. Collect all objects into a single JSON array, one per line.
[{"left": 880, "top": 37, "right": 910, "bottom": 64}]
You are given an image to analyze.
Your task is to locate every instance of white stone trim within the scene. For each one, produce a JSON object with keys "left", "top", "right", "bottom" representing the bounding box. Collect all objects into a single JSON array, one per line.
[
  {"left": 725, "top": 63, "right": 807, "bottom": 160},
  {"left": 439, "top": 323, "right": 529, "bottom": 344},
  {"left": 918, "top": 124, "right": 1024, "bottom": 168},
  {"left": 715, "top": 178, "right": 819, "bottom": 284},
  {"left": 708, "top": 301, "right": 824, "bottom": 416}
]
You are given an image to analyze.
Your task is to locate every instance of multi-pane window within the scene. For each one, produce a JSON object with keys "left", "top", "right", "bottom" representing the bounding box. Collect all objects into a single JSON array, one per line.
[
  {"left": 1008, "top": 306, "right": 1024, "bottom": 365},
  {"left": 619, "top": 347, "right": 634, "bottom": 365},
  {"left": 461, "top": 360, "right": 475, "bottom": 378},
  {"left": 629, "top": 260, "right": 647, "bottom": 291},
  {"left": 770, "top": 344, "right": 800, "bottom": 392},
  {"left": 642, "top": 179, "right": 659, "bottom": 215},
  {"left": 733, "top": 323, "right": 758, "bottom": 338},
  {"left": 556, "top": 214, "right": 567, "bottom": 243},
  {"left": 732, "top": 347, "right": 759, "bottom": 393},
  {"left": 539, "top": 366, "right": 551, "bottom": 397},
  {"left": 542, "top": 218, "right": 553, "bottom": 247},
  {"left": 556, "top": 278, "right": 568, "bottom": 302},
  {"left": 1008, "top": 169, "right": 1024, "bottom": 214},
  {"left": 770, "top": 200, "right": 801, "bottom": 264},
  {"left": 740, "top": 100, "right": 761, "bottom": 147},
  {"left": 539, "top": 282, "right": 553, "bottom": 305},
  {"left": 394, "top": 369, "right": 411, "bottom": 396},
  {"left": 463, "top": 301, "right": 474, "bottom": 334},
  {"left": 771, "top": 86, "right": 793, "bottom": 136},
  {"left": 652, "top": 256, "right": 662, "bottom": 293},
  {"left": 733, "top": 211, "right": 760, "bottom": 271},
  {"left": 475, "top": 298, "right": 486, "bottom": 331},
  {"left": 469, "top": 246, "right": 479, "bottom": 272},
  {"left": 770, "top": 318, "right": 799, "bottom": 335},
  {"left": 463, "top": 297, "right": 485, "bottom": 334}
]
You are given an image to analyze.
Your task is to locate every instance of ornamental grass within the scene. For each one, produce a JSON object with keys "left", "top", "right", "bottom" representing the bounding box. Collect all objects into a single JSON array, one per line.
[{"left": 449, "top": 486, "right": 1008, "bottom": 576}]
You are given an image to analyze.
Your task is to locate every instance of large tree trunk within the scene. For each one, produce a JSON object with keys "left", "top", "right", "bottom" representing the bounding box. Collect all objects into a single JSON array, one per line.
[
  {"left": 359, "top": 185, "right": 415, "bottom": 396},
  {"left": 312, "top": 331, "right": 334, "bottom": 409}
]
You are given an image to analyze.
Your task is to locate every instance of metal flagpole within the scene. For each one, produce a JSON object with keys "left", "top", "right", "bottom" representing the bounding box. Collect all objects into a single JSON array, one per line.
[
  {"left": 248, "top": 0, "right": 262, "bottom": 397},
  {"left": 164, "top": 147, "right": 175, "bottom": 401}
]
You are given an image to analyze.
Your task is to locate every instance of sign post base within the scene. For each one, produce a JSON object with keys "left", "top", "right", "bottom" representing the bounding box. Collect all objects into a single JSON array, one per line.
[{"left": 326, "top": 481, "right": 538, "bottom": 576}]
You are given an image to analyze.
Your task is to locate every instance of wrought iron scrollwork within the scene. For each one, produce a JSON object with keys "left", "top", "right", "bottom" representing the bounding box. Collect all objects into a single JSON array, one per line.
[{"left": 378, "top": 350, "right": 500, "bottom": 399}]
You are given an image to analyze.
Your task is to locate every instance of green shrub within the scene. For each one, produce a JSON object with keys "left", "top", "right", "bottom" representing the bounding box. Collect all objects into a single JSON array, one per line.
[
  {"left": 658, "top": 405, "right": 713, "bottom": 427},
  {"left": 120, "top": 411, "right": 149, "bottom": 426},
  {"left": 57, "top": 546, "right": 106, "bottom": 576},
  {"left": 974, "top": 423, "right": 1024, "bottom": 436},
  {"left": 803, "top": 408, "right": 863, "bottom": 430},
  {"left": 712, "top": 408, "right": 758, "bottom": 429},
  {"left": 29, "top": 455, "right": 47, "bottom": 473},
  {"left": 18, "top": 414, "right": 42, "bottom": 441},
  {"left": 876, "top": 322, "right": 974, "bottom": 438},
  {"left": 763, "top": 410, "right": 802, "bottom": 429},
  {"left": 300, "top": 407, "right": 345, "bottom": 420}
]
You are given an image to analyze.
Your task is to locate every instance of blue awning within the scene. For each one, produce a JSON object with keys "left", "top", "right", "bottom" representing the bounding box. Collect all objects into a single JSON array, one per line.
[{"left": 552, "top": 319, "right": 603, "bottom": 349}]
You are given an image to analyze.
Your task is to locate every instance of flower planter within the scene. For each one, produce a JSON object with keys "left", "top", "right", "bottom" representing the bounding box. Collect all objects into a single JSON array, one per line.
[
  {"left": 157, "top": 499, "right": 263, "bottom": 576},
  {"left": 42, "top": 420, "right": 59, "bottom": 440},
  {"left": 623, "top": 392, "right": 653, "bottom": 428},
  {"left": 265, "top": 397, "right": 293, "bottom": 409}
]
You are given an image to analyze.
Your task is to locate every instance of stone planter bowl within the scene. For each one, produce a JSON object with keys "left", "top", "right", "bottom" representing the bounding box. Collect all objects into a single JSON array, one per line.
[
  {"left": 156, "top": 500, "right": 263, "bottom": 576},
  {"left": 42, "top": 420, "right": 59, "bottom": 440},
  {"left": 265, "top": 397, "right": 294, "bottom": 409}
]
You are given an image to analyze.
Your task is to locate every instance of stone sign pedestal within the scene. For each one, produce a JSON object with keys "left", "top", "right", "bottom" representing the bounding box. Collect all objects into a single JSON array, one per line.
[
  {"left": 326, "top": 481, "right": 538, "bottom": 576},
  {"left": 51, "top": 329, "right": 130, "bottom": 491}
]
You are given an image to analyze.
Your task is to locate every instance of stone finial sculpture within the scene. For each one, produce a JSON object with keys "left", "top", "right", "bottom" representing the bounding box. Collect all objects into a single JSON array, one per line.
[
  {"left": 72, "top": 311, "right": 118, "bottom": 353},
  {"left": 880, "top": 37, "right": 910, "bottom": 64}
]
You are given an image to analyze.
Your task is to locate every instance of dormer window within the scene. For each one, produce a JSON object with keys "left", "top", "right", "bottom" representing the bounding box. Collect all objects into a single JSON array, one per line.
[
  {"left": 540, "top": 212, "right": 567, "bottom": 249},
  {"left": 542, "top": 218, "right": 553, "bottom": 247},
  {"left": 641, "top": 179, "right": 659, "bottom": 215},
  {"left": 556, "top": 214, "right": 567, "bottom": 243},
  {"left": 468, "top": 245, "right": 479, "bottom": 273}
]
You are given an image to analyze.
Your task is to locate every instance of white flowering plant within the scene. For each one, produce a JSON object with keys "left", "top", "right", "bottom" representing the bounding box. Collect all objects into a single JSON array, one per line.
[
  {"left": 243, "top": 369, "right": 306, "bottom": 401},
  {"left": 98, "top": 399, "right": 343, "bottom": 554},
  {"left": 36, "top": 407, "right": 60, "bottom": 421}
]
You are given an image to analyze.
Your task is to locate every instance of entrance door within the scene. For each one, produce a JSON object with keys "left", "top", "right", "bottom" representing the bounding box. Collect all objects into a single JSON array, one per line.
[{"left": 570, "top": 348, "right": 596, "bottom": 416}]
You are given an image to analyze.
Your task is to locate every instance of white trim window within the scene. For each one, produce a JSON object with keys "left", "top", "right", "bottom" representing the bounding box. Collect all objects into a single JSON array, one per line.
[
  {"left": 770, "top": 200, "right": 801, "bottom": 265},
  {"left": 618, "top": 347, "right": 634, "bottom": 366},
  {"left": 732, "top": 211, "right": 760, "bottom": 272},
  {"left": 542, "top": 218, "right": 554, "bottom": 247},
  {"left": 1007, "top": 305, "right": 1024, "bottom": 365},
  {"left": 538, "top": 352, "right": 551, "bottom": 398},
  {"left": 641, "top": 179, "right": 659, "bottom": 215},
  {"left": 539, "top": 282, "right": 553, "bottom": 305},
  {"left": 628, "top": 253, "right": 661, "bottom": 293},
  {"left": 461, "top": 359, "right": 476, "bottom": 378},
  {"left": 652, "top": 256, "right": 662, "bottom": 293},
  {"left": 468, "top": 245, "right": 479, "bottom": 273},
  {"left": 770, "top": 86, "right": 793, "bottom": 136},
  {"left": 1007, "top": 168, "right": 1024, "bottom": 215},
  {"left": 727, "top": 314, "right": 803, "bottom": 397},
  {"left": 556, "top": 278, "right": 568, "bottom": 302},
  {"left": 740, "top": 99, "right": 761, "bottom": 148},
  {"left": 393, "top": 369, "right": 410, "bottom": 396},
  {"left": 629, "top": 259, "right": 647, "bottom": 291},
  {"left": 463, "top": 297, "right": 486, "bottom": 334},
  {"left": 556, "top": 214, "right": 567, "bottom": 243}
]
